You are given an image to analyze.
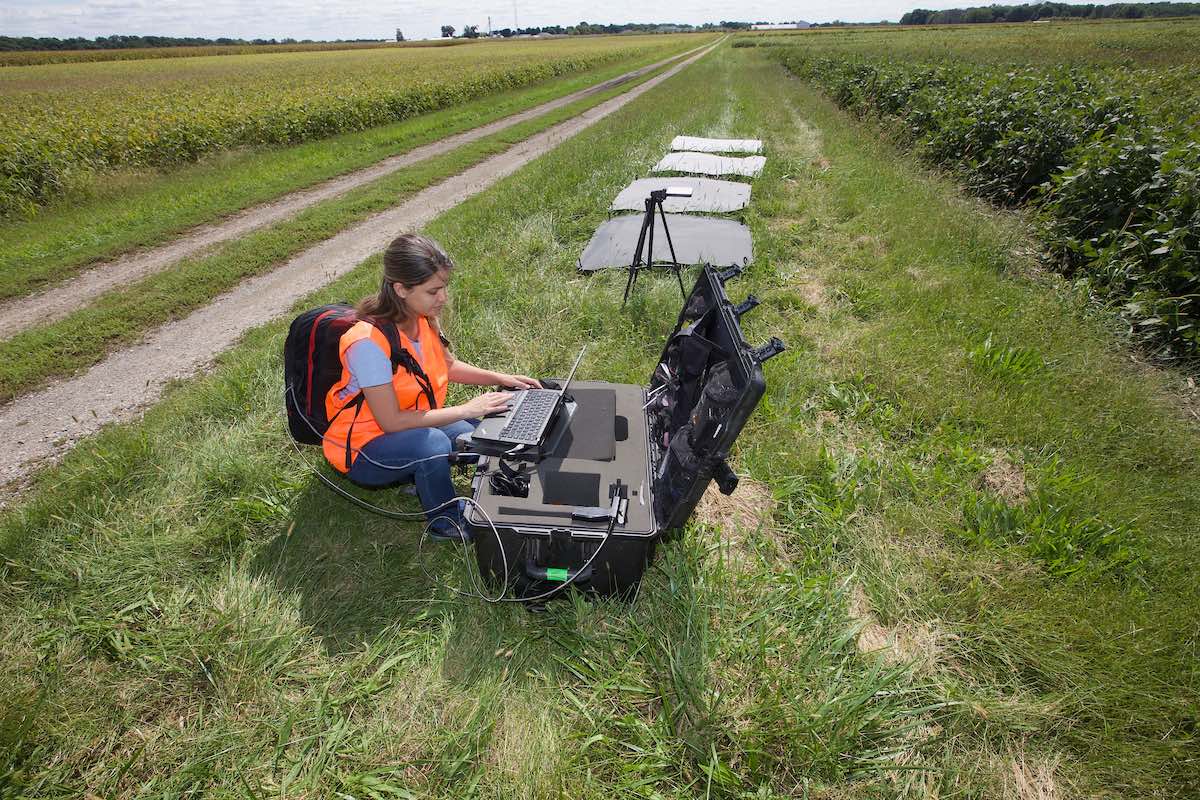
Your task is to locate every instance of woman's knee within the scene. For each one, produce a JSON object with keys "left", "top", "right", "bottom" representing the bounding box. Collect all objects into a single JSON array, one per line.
[{"left": 414, "top": 427, "right": 454, "bottom": 459}]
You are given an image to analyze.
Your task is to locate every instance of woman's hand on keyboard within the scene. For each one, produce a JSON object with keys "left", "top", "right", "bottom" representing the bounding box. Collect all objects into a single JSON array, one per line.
[{"left": 460, "top": 391, "right": 513, "bottom": 419}]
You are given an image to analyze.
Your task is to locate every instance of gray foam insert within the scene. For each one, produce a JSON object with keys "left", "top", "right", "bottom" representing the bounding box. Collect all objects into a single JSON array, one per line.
[
  {"left": 610, "top": 177, "right": 751, "bottom": 213},
  {"left": 468, "top": 381, "right": 656, "bottom": 536},
  {"left": 577, "top": 214, "right": 752, "bottom": 272},
  {"left": 670, "top": 135, "right": 763, "bottom": 154},
  {"left": 555, "top": 388, "right": 616, "bottom": 461},
  {"left": 652, "top": 151, "right": 766, "bottom": 178}
]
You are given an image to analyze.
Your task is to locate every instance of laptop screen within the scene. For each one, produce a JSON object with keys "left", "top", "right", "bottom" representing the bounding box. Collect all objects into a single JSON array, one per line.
[{"left": 559, "top": 345, "right": 586, "bottom": 397}]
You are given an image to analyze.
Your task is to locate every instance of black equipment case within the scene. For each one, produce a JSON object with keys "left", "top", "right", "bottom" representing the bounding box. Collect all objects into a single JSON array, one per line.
[{"left": 466, "top": 264, "right": 785, "bottom": 601}]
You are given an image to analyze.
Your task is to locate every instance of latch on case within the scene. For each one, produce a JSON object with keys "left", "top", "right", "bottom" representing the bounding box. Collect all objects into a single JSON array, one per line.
[
  {"left": 733, "top": 295, "right": 760, "bottom": 319},
  {"left": 751, "top": 337, "right": 786, "bottom": 364}
]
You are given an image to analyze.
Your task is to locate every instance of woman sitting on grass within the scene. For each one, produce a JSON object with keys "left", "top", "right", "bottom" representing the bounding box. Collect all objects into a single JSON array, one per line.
[{"left": 323, "top": 233, "right": 539, "bottom": 541}]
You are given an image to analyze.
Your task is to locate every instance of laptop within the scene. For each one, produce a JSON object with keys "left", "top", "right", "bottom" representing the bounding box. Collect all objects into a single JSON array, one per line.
[{"left": 471, "top": 346, "right": 586, "bottom": 448}]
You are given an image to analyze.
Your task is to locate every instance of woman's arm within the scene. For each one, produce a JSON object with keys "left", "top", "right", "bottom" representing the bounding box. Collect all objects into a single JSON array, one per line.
[
  {"left": 362, "top": 383, "right": 512, "bottom": 433},
  {"left": 448, "top": 359, "right": 540, "bottom": 389}
]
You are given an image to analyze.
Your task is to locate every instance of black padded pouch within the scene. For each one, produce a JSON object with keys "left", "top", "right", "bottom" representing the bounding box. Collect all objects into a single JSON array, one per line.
[
  {"left": 689, "top": 362, "right": 739, "bottom": 455},
  {"left": 655, "top": 423, "right": 701, "bottom": 522},
  {"left": 665, "top": 329, "right": 719, "bottom": 433}
]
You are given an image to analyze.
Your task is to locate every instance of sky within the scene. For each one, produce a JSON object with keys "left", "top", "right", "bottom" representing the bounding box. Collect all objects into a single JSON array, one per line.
[{"left": 0, "top": 0, "right": 1011, "bottom": 42}]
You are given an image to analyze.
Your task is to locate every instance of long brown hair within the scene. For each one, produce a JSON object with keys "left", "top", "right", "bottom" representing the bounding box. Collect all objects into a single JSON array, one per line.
[{"left": 357, "top": 233, "right": 454, "bottom": 325}]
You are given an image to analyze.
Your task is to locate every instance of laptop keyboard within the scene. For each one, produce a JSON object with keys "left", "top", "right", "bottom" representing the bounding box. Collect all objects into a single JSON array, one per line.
[{"left": 499, "top": 389, "right": 560, "bottom": 443}]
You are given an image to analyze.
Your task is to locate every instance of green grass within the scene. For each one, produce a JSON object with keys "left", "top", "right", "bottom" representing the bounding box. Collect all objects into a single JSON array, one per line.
[
  {"left": 3, "top": 42, "right": 1199, "bottom": 798},
  {"left": 735, "top": 52, "right": 1200, "bottom": 795},
  {"left": 0, "top": 56, "right": 684, "bottom": 404},
  {"left": 0, "top": 42, "right": 699, "bottom": 304}
]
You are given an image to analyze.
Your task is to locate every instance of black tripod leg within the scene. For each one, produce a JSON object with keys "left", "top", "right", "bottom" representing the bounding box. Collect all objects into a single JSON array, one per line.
[
  {"left": 630, "top": 199, "right": 652, "bottom": 270},
  {"left": 658, "top": 203, "right": 686, "bottom": 299},
  {"left": 646, "top": 206, "right": 656, "bottom": 273},
  {"left": 624, "top": 200, "right": 654, "bottom": 306}
]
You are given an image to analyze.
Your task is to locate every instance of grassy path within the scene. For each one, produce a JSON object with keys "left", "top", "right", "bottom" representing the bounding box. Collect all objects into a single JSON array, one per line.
[{"left": 1, "top": 44, "right": 1197, "bottom": 799}]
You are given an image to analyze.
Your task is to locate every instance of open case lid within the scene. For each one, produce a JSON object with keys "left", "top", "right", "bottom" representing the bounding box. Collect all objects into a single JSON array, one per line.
[{"left": 647, "top": 264, "right": 785, "bottom": 533}]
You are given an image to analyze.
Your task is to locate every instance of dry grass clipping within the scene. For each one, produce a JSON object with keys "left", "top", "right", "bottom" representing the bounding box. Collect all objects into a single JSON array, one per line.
[
  {"left": 977, "top": 452, "right": 1029, "bottom": 505},
  {"left": 1003, "top": 750, "right": 1062, "bottom": 800},
  {"left": 693, "top": 476, "right": 777, "bottom": 569},
  {"left": 848, "top": 584, "right": 943, "bottom": 670},
  {"left": 798, "top": 278, "right": 829, "bottom": 312}
]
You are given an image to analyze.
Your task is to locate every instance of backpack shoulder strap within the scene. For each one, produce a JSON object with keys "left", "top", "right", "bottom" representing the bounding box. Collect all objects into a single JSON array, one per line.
[
  {"left": 372, "top": 319, "right": 407, "bottom": 373},
  {"left": 363, "top": 317, "right": 438, "bottom": 410}
]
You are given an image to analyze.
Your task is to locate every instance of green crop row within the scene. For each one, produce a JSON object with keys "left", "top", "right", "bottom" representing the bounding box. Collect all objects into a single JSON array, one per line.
[
  {"left": 0, "top": 36, "right": 698, "bottom": 217},
  {"left": 771, "top": 49, "right": 1200, "bottom": 360}
]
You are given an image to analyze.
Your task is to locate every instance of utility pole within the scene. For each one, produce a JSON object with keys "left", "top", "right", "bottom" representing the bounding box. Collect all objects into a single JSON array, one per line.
[
  {"left": 488, "top": 15, "right": 492, "bottom": 36},
  {"left": 513, "top": 0, "right": 519, "bottom": 32}
]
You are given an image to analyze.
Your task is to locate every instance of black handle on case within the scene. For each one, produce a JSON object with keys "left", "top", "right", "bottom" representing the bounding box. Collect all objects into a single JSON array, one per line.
[
  {"left": 713, "top": 459, "right": 739, "bottom": 495},
  {"left": 717, "top": 264, "right": 745, "bottom": 283},
  {"left": 751, "top": 337, "right": 786, "bottom": 364},
  {"left": 733, "top": 295, "right": 760, "bottom": 319}
]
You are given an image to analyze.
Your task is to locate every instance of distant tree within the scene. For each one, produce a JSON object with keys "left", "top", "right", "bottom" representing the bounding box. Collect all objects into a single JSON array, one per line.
[
  {"left": 900, "top": 8, "right": 934, "bottom": 24},
  {"left": 441, "top": 25, "right": 455, "bottom": 38},
  {"left": 395, "top": 28, "right": 404, "bottom": 42},
  {"left": 462, "top": 24, "right": 480, "bottom": 38}
]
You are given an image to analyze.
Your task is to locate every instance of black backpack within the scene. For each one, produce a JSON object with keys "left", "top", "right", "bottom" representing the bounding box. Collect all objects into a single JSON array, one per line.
[{"left": 283, "top": 304, "right": 437, "bottom": 447}]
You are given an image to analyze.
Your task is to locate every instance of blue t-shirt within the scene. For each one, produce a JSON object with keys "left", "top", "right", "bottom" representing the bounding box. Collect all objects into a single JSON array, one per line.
[{"left": 337, "top": 336, "right": 423, "bottom": 401}]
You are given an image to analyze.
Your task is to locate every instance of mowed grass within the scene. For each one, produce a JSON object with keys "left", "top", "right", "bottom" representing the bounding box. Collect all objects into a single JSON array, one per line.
[
  {"left": 0, "top": 42, "right": 700, "bottom": 303},
  {"left": 2, "top": 43, "right": 1199, "bottom": 799},
  {"left": 0, "top": 54, "right": 687, "bottom": 404}
]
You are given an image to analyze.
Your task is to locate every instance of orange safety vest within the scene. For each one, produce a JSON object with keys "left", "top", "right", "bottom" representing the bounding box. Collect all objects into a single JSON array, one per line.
[{"left": 322, "top": 315, "right": 451, "bottom": 472}]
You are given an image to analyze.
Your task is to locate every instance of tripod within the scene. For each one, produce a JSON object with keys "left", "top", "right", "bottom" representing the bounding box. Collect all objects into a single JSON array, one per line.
[{"left": 622, "top": 188, "right": 687, "bottom": 306}]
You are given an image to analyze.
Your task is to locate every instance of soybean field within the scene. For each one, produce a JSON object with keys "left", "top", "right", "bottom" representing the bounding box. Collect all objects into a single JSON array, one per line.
[
  {"left": 747, "top": 18, "right": 1200, "bottom": 360},
  {"left": 0, "top": 38, "right": 469, "bottom": 68},
  {"left": 0, "top": 34, "right": 698, "bottom": 216}
]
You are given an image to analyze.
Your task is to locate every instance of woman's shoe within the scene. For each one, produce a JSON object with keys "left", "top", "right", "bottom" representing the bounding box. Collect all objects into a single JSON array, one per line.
[{"left": 427, "top": 503, "right": 472, "bottom": 543}]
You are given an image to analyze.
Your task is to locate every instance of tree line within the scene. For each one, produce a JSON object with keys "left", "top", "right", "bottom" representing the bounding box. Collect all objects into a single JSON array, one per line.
[
  {"left": 900, "top": 2, "right": 1200, "bottom": 25},
  {"left": 440, "top": 21, "right": 754, "bottom": 38}
]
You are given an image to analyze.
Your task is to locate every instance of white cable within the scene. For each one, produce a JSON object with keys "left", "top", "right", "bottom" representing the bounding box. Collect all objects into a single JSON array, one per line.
[
  {"left": 287, "top": 434, "right": 513, "bottom": 598},
  {"left": 286, "top": 382, "right": 617, "bottom": 605}
]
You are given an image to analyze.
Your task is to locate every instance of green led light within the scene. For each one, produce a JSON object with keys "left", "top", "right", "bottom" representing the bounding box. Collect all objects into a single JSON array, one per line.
[{"left": 545, "top": 567, "right": 569, "bottom": 582}]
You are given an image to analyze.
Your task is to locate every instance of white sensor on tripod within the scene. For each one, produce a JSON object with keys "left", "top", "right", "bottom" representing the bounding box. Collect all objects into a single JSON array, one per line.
[{"left": 665, "top": 186, "right": 694, "bottom": 197}]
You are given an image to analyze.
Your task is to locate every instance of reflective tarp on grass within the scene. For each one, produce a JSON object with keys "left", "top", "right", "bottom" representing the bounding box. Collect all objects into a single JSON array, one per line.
[
  {"left": 610, "top": 177, "right": 752, "bottom": 213},
  {"left": 670, "top": 135, "right": 763, "bottom": 154},
  {"left": 577, "top": 214, "right": 752, "bottom": 272},
  {"left": 652, "top": 152, "right": 766, "bottom": 178}
]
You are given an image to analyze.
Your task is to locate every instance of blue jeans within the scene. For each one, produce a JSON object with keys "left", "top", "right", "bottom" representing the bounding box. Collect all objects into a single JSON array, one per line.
[{"left": 347, "top": 419, "right": 477, "bottom": 523}]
